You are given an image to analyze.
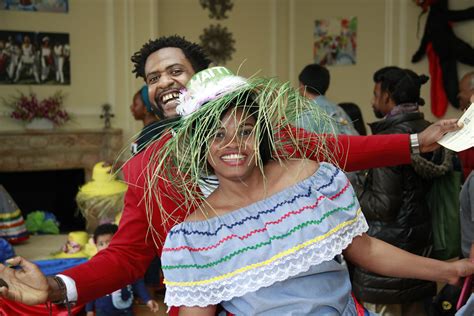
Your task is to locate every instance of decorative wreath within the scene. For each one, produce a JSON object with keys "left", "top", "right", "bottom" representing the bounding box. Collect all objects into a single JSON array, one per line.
[
  {"left": 199, "top": 24, "right": 236, "bottom": 65},
  {"left": 199, "top": 0, "right": 234, "bottom": 20}
]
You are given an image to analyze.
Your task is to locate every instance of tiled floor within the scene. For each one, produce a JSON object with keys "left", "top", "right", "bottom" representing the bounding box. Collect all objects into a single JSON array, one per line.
[{"left": 13, "top": 234, "right": 168, "bottom": 315}]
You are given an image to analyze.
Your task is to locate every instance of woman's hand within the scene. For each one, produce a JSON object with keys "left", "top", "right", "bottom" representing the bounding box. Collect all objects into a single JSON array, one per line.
[
  {"left": 446, "top": 258, "right": 474, "bottom": 286},
  {"left": 0, "top": 256, "right": 49, "bottom": 305}
]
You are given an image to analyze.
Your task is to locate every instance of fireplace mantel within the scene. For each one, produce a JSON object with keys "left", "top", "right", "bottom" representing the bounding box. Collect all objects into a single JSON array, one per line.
[{"left": 0, "top": 129, "right": 123, "bottom": 179}]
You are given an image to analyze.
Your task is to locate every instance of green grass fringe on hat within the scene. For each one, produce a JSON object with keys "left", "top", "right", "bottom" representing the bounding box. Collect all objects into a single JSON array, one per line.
[{"left": 144, "top": 67, "right": 338, "bottom": 244}]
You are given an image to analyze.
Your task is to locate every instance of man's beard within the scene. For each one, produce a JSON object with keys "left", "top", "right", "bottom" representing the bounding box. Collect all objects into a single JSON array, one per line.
[{"left": 373, "top": 109, "right": 385, "bottom": 119}]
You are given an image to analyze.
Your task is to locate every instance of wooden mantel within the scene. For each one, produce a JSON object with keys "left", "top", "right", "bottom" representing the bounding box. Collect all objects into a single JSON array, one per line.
[{"left": 0, "top": 129, "right": 123, "bottom": 179}]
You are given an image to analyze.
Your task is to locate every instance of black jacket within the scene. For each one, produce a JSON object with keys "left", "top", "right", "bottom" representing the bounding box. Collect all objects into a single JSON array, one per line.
[
  {"left": 130, "top": 117, "right": 180, "bottom": 155},
  {"left": 352, "top": 112, "right": 438, "bottom": 304}
]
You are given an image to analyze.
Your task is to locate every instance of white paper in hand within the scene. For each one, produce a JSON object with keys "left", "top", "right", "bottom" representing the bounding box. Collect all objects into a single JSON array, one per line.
[{"left": 437, "top": 103, "right": 474, "bottom": 152}]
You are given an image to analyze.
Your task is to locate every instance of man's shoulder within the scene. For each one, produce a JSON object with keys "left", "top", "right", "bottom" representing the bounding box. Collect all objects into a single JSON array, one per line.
[
  {"left": 314, "top": 96, "right": 341, "bottom": 117},
  {"left": 393, "top": 114, "right": 429, "bottom": 133},
  {"left": 315, "top": 95, "right": 336, "bottom": 107},
  {"left": 134, "top": 120, "right": 173, "bottom": 155},
  {"left": 123, "top": 133, "right": 172, "bottom": 183}
]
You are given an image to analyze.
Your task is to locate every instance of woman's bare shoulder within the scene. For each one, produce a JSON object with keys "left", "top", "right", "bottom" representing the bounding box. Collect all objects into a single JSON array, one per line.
[
  {"left": 184, "top": 196, "right": 223, "bottom": 222},
  {"left": 184, "top": 201, "right": 213, "bottom": 222},
  {"left": 266, "top": 159, "right": 319, "bottom": 185}
]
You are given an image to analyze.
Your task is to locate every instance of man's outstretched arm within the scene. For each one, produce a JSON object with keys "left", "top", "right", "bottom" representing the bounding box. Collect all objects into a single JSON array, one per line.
[{"left": 284, "top": 118, "right": 461, "bottom": 171}]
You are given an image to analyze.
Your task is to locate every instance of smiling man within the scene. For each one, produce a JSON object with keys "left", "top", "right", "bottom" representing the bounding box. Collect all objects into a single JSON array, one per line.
[
  {"left": 132, "top": 37, "right": 211, "bottom": 120},
  {"left": 143, "top": 47, "right": 193, "bottom": 119},
  {"left": 0, "top": 37, "right": 463, "bottom": 312}
]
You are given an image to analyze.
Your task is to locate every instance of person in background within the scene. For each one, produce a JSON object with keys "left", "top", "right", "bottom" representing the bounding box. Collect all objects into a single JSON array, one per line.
[
  {"left": 130, "top": 85, "right": 160, "bottom": 155},
  {"left": 85, "top": 224, "right": 159, "bottom": 316},
  {"left": 458, "top": 72, "right": 474, "bottom": 111},
  {"left": 353, "top": 67, "right": 456, "bottom": 316},
  {"left": 458, "top": 72, "right": 474, "bottom": 181},
  {"left": 339, "top": 102, "right": 367, "bottom": 136},
  {"left": 297, "top": 64, "right": 362, "bottom": 186},
  {"left": 461, "top": 170, "right": 474, "bottom": 266},
  {"left": 298, "top": 63, "right": 358, "bottom": 135},
  {"left": 457, "top": 95, "right": 474, "bottom": 316},
  {"left": 458, "top": 165, "right": 474, "bottom": 315}
]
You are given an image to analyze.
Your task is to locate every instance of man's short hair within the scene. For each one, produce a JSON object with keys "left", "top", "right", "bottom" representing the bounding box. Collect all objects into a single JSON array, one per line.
[
  {"left": 131, "top": 35, "right": 212, "bottom": 81},
  {"left": 298, "top": 64, "right": 330, "bottom": 95},
  {"left": 93, "top": 223, "right": 118, "bottom": 243},
  {"left": 373, "top": 66, "right": 401, "bottom": 83},
  {"left": 375, "top": 67, "right": 429, "bottom": 105}
]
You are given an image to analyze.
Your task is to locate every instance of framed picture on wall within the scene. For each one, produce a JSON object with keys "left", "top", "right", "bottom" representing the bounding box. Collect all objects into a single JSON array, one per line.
[
  {"left": 313, "top": 17, "right": 357, "bottom": 66},
  {"left": 0, "top": 0, "right": 68, "bottom": 13},
  {"left": 0, "top": 30, "right": 70, "bottom": 85}
]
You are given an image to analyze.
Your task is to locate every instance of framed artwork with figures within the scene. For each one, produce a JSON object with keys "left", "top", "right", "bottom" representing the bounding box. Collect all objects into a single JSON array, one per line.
[
  {"left": 0, "top": 0, "right": 68, "bottom": 13},
  {"left": 0, "top": 30, "right": 70, "bottom": 85}
]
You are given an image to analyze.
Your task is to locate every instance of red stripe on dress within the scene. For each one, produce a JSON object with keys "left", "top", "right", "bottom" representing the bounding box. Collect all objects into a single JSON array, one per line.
[{"left": 163, "top": 179, "right": 351, "bottom": 252}]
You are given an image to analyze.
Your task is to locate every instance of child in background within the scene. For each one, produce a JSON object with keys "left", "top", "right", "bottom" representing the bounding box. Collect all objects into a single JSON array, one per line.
[
  {"left": 86, "top": 224, "right": 159, "bottom": 316},
  {"left": 458, "top": 170, "right": 474, "bottom": 315}
]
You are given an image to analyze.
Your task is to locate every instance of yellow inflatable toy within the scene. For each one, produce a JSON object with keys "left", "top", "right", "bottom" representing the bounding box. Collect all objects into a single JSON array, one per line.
[
  {"left": 76, "top": 162, "right": 127, "bottom": 233},
  {"left": 54, "top": 231, "right": 96, "bottom": 258}
]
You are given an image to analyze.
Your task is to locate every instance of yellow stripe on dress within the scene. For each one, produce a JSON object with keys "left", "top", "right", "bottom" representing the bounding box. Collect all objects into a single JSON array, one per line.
[
  {"left": 0, "top": 209, "right": 21, "bottom": 219},
  {"left": 164, "top": 208, "right": 363, "bottom": 287}
]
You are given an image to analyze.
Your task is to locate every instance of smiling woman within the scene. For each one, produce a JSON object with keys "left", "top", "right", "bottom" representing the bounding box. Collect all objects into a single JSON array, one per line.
[
  {"left": 154, "top": 67, "right": 369, "bottom": 315},
  {"left": 207, "top": 107, "right": 257, "bottom": 179},
  {"left": 150, "top": 67, "right": 335, "bottom": 218},
  {"left": 202, "top": 89, "right": 272, "bottom": 177}
]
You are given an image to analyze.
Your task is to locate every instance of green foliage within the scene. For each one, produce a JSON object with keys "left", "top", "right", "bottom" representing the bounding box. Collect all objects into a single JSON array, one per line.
[{"left": 25, "top": 211, "right": 60, "bottom": 235}]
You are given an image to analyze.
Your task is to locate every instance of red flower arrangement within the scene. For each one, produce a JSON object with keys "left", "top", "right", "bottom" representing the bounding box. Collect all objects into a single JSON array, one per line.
[{"left": 5, "top": 91, "right": 70, "bottom": 126}]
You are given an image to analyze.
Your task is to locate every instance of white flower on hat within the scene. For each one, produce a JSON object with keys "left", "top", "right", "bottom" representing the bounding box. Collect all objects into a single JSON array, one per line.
[{"left": 176, "top": 67, "right": 248, "bottom": 118}]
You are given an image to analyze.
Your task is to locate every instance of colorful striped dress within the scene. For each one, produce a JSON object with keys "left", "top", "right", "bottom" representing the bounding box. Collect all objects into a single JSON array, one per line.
[{"left": 162, "top": 162, "right": 368, "bottom": 315}]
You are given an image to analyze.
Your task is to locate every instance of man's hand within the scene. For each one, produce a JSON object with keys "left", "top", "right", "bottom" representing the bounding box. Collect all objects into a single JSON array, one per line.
[
  {"left": 147, "top": 299, "right": 160, "bottom": 313},
  {"left": 418, "top": 119, "right": 461, "bottom": 153},
  {"left": 0, "top": 256, "right": 49, "bottom": 305}
]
